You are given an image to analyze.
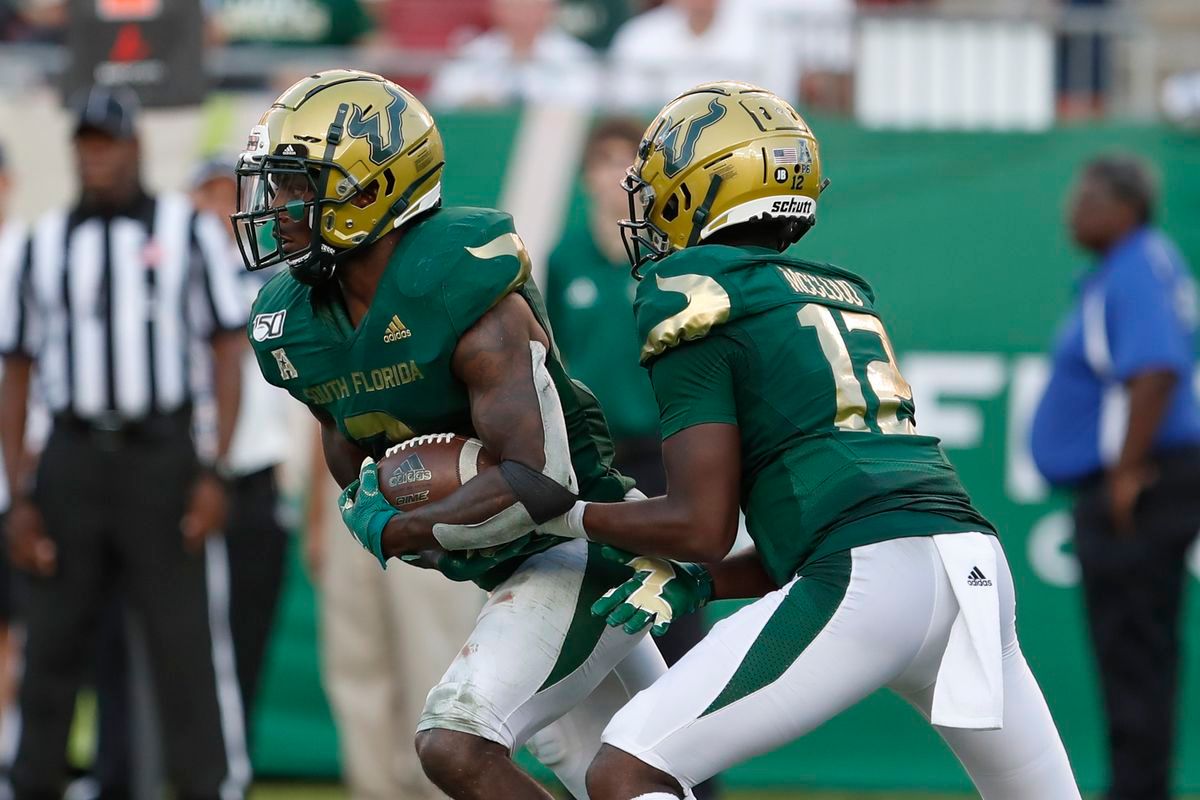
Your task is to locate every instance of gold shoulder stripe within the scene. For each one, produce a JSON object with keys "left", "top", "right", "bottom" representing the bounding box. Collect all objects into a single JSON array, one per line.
[
  {"left": 465, "top": 232, "right": 533, "bottom": 295},
  {"left": 641, "top": 273, "right": 732, "bottom": 363}
]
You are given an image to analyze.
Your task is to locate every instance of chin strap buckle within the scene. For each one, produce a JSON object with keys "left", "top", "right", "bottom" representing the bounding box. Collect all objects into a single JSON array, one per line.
[{"left": 326, "top": 103, "right": 348, "bottom": 146}]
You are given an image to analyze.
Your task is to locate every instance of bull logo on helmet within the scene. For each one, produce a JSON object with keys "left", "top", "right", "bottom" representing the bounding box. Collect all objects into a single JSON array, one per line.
[
  {"left": 657, "top": 98, "right": 727, "bottom": 179},
  {"left": 346, "top": 83, "right": 409, "bottom": 165}
]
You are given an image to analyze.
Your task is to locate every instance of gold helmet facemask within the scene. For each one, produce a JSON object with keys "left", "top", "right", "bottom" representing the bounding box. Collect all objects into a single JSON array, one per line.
[
  {"left": 619, "top": 81, "right": 829, "bottom": 277},
  {"left": 232, "top": 70, "right": 445, "bottom": 285}
]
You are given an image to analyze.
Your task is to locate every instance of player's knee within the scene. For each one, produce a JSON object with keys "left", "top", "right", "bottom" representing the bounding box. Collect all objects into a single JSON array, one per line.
[
  {"left": 586, "top": 744, "right": 683, "bottom": 800},
  {"left": 415, "top": 728, "right": 502, "bottom": 789},
  {"left": 415, "top": 729, "right": 464, "bottom": 786}
]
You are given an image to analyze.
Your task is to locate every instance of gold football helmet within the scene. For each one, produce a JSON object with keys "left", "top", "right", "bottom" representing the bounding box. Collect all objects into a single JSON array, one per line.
[
  {"left": 620, "top": 81, "right": 828, "bottom": 273},
  {"left": 233, "top": 69, "right": 445, "bottom": 284}
]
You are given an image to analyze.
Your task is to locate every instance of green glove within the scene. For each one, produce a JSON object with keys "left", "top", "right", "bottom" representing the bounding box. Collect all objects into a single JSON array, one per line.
[
  {"left": 338, "top": 457, "right": 399, "bottom": 569},
  {"left": 435, "top": 533, "right": 538, "bottom": 582},
  {"left": 591, "top": 546, "right": 714, "bottom": 636}
]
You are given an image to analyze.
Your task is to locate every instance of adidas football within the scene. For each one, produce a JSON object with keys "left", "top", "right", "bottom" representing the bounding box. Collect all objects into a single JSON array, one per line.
[{"left": 376, "top": 433, "right": 498, "bottom": 510}]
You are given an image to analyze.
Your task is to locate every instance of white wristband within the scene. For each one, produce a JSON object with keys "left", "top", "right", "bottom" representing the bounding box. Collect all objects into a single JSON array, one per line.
[
  {"left": 540, "top": 500, "right": 590, "bottom": 540},
  {"left": 565, "top": 500, "right": 590, "bottom": 539}
]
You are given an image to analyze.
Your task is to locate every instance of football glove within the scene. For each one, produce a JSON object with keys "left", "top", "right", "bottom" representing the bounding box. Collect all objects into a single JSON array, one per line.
[
  {"left": 434, "top": 533, "right": 538, "bottom": 582},
  {"left": 339, "top": 457, "right": 399, "bottom": 569},
  {"left": 591, "top": 546, "right": 714, "bottom": 636}
]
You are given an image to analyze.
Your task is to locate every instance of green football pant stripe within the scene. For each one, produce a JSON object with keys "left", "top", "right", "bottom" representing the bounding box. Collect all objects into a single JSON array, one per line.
[
  {"left": 539, "top": 543, "right": 632, "bottom": 691},
  {"left": 702, "top": 550, "right": 851, "bottom": 717}
]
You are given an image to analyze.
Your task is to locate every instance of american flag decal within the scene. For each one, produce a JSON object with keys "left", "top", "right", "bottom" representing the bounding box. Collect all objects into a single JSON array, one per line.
[{"left": 772, "top": 147, "right": 800, "bottom": 164}]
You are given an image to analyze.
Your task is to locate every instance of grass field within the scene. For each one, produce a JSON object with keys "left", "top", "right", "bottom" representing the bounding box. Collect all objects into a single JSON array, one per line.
[
  {"left": 253, "top": 783, "right": 1200, "bottom": 799},
  {"left": 256, "top": 784, "right": 1169, "bottom": 799},
  {"left": 254, "top": 787, "right": 980, "bottom": 800}
]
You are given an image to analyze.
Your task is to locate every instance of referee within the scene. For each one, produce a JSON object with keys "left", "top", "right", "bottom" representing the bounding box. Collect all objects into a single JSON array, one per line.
[{"left": 0, "top": 87, "right": 250, "bottom": 799}]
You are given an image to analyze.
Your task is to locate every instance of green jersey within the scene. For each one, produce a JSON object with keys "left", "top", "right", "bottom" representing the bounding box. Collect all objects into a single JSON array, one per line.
[
  {"left": 635, "top": 245, "right": 994, "bottom": 587},
  {"left": 250, "top": 206, "right": 631, "bottom": 586}
]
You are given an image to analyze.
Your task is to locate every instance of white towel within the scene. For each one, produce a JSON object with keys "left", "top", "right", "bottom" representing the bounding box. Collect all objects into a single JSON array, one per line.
[{"left": 930, "top": 532, "right": 1004, "bottom": 730}]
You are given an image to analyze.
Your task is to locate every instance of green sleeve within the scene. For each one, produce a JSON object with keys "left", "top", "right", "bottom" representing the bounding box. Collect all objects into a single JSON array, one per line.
[
  {"left": 648, "top": 335, "right": 739, "bottom": 440},
  {"left": 247, "top": 310, "right": 286, "bottom": 391},
  {"left": 249, "top": 343, "right": 280, "bottom": 390},
  {"left": 442, "top": 216, "right": 531, "bottom": 337}
]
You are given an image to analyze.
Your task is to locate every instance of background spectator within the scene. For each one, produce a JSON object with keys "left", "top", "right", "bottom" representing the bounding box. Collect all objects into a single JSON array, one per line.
[
  {"left": 361, "top": 0, "right": 489, "bottom": 51},
  {"left": 1163, "top": 69, "right": 1200, "bottom": 126},
  {"left": 745, "top": 0, "right": 855, "bottom": 110},
  {"left": 1056, "top": 0, "right": 1112, "bottom": 120},
  {"left": 0, "top": 144, "right": 20, "bottom": 728},
  {"left": 207, "top": 0, "right": 374, "bottom": 47},
  {"left": 1031, "top": 154, "right": 1200, "bottom": 800},
  {"left": 607, "top": 0, "right": 765, "bottom": 109},
  {"left": 0, "top": 0, "right": 65, "bottom": 42},
  {"left": 546, "top": 119, "right": 660, "bottom": 455},
  {"left": 428, "top": 0, "right": 599, "bottom": 108},
  {"left": 559, "top": 0, "right": 636, "bottom": 49}
]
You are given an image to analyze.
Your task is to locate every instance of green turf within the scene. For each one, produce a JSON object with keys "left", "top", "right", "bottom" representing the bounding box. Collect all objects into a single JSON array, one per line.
[
  {"left": 248, "top": 784, "right": 1000, "bottom": 799},
  {"left": 252, "top": 783, "right": 1200, "bottom": 800}
]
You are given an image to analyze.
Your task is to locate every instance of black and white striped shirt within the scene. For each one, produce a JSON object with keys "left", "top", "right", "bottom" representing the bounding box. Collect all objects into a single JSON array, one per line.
[{"left": 0, "top": 192, "right": 247, "bottom": 422}]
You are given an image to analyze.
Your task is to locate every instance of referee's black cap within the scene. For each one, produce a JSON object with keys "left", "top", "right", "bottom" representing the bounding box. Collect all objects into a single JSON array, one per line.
[{"left": 69, "top": 85, "right": 140, "bottom": 140}]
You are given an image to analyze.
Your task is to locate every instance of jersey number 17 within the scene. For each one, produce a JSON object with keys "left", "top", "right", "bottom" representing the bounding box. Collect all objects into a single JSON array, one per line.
[{"left": 797, "top": 304, "right": 916, "bottom": 436}]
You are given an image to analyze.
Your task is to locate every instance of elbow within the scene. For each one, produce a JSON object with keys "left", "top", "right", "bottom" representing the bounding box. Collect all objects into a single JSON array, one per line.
[{"left": 678, "top": 520, "right": 736, "bottom": 563}]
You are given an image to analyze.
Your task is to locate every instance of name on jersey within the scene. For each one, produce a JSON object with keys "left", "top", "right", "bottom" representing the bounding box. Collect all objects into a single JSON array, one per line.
[
  {"left": 302, "top": 360, "right": 425, "bottom": 405},
  {"left": 777, "top": 267, "right": 865, "bottom": 307}
]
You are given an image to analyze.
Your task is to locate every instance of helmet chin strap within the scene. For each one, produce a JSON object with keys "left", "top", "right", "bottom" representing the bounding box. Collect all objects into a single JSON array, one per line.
[
  {"left": 289, "top": 103, "right": 349, "bottom": 286},
  {"left": 686, "top": 173, "right": 724, "bottom": 248}
]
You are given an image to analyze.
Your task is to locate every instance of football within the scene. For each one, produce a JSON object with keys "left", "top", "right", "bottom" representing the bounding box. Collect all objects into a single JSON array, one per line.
[{"left": 376, "top": 433, "right": 497, "bottom": 510}]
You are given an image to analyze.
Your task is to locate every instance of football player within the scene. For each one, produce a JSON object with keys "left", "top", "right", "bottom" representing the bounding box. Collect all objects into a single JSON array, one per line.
[
  {"left": 535, "top": 82, "right": 1083, "bottom": 800},
  {"left": 235, "top": 71, "right": 671, "bottom": 800}
]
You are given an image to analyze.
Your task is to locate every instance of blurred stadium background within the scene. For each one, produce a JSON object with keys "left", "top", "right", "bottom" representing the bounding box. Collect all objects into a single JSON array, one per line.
[{"left": 1, "top": 0, "right": 1200, "bottom": 797}]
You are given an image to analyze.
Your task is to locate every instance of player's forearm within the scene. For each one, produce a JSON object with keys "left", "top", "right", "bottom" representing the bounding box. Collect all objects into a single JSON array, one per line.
[
  {"left": 706, "top": 548, "right": 776, "bottom": 600},
  {"left": 580, "top": 495, "right": 736, "bottom": 563},
  {"left": 321, "top": 424, "right": 369, "bottom": 489},
  {"left": 380, "top": 468, "right": 522, "bottom": 556},
  {"left": 0, "top": 356, "right": 32, "bottom": 497}
]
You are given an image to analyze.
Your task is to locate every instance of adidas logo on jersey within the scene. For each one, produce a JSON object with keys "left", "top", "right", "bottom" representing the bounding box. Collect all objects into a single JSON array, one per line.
[
  {"left": 967, "top": 566, "right": 993, "bottom": 587},
  {"left": 383, "top": 314, "right": 412, "bottom": 343},
  {"left": 387, "top": 454, "right": 433, "bottom": 488}
]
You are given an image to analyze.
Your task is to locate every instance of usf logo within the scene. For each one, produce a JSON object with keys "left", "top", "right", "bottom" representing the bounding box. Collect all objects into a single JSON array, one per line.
[
  {"left": 658, "top": 98, "right": 727, "bottom": 178},
  {"left": 346, "top": 83, "right": 409, "bottom": 165},
  {"left": 613, "top": 556, "right": 678, "bottom": 622}
]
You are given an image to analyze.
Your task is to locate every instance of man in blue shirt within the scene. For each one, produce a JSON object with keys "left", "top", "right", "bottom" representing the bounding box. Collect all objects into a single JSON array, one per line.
[{"left": 1032, "top": 154, "right": 1200, "bottom": 800}]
